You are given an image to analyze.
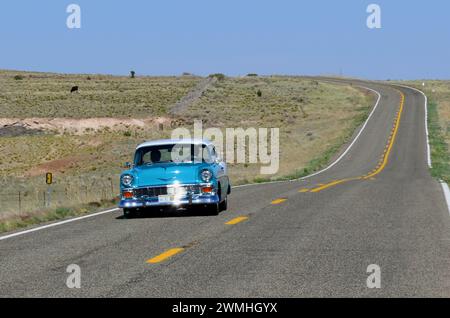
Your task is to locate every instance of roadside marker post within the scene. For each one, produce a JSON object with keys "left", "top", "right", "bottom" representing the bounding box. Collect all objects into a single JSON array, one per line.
[{"left": 46, "top": 172, "right": 53, "bottom": 207}]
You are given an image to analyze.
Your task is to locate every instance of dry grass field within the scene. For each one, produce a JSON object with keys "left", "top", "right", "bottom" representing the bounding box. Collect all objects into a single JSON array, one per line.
[
  {"left": 0, "top": 70, "right": 374, "bottom": 232},
  {"left": 0, "top": 70, "right": 200, "bottom": 118}
]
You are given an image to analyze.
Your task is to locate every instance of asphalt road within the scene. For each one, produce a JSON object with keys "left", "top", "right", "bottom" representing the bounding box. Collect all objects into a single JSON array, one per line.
[{"left": 1, "top": 79, "right": 449, "bottom": 297}]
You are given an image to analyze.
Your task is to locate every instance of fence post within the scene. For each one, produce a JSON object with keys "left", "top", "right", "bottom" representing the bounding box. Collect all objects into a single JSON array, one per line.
[
  {"left": 18, "top": 191, "right": 21, "bottom": 213},
  {"left": 47, "top": 185, "right": 52, "bottom": 208},
  {"left": 110, "top": 179, "right": 114, "bottom": 198}
]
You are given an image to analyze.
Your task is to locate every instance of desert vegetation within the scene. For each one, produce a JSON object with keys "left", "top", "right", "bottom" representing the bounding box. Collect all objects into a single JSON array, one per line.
[{"left": 0, "top": 70, "right": 200, "bottom": 118}]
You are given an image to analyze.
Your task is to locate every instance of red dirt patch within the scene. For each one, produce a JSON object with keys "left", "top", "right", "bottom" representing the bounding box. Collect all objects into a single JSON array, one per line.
[{"left": 25, "top": 155, "right": 85, "bottom": 177}]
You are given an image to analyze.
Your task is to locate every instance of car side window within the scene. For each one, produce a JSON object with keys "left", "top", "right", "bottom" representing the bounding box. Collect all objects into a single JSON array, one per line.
[{"left": 142, "top": 151, "right": 151, "bottom": 164}]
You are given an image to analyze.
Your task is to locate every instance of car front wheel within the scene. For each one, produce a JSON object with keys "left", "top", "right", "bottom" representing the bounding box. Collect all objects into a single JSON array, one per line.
[{"left": 123, "top": 208, "right": 137, "bottom": 219}]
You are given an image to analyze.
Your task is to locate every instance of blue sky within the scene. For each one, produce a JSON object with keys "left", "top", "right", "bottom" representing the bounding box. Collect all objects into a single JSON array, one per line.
[{"left": 0, "top": 0, "right": 449, "bottom": 79}]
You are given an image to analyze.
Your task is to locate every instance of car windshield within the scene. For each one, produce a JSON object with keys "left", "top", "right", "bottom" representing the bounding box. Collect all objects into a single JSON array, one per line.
[{"left": 135, "top": 143, "right": 212, "bottom": 166}]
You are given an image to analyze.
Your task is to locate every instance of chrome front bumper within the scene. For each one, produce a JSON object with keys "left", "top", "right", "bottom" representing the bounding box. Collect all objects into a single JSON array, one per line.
[
  {"left": 118, "top": 184, "right": 219, "bottom": 209},
  {"left": 119, "top": 195, "right": 219, "bottom": 208}
]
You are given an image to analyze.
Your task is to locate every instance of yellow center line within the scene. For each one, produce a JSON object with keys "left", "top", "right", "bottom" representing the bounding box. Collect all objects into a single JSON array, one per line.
[
  {"left": 298, "top": 189, "right": 310, "bottom": 193},
  {"left": 363, "top": 92, "right": 404, "bottom": 179},
  {"left": 146, "top": 248, "right": 184, "bottom": 264},
  {"left": 309, "top": 90, "right": 405, "bottom": 193},
  {"left": 225, "top": 216, "right": 249, "bottom": 225},
  {"left": 271, "top": 198, "right": 287, "bottom": 204}
]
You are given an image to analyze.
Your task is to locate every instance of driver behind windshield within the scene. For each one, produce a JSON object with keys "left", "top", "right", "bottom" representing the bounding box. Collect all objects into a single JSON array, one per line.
[
  {"left": 136, "top": 144, "right": 211, "bottom": 166},
  {"left": 150, "top": 150, "right": 161, "bottom": 163}
]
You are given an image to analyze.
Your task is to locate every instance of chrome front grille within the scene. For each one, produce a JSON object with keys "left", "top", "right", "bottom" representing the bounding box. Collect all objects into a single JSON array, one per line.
[
  {"left": 134, "top": 186, "right": 168, "bottom": 198},
  {"left": 133, "top": 185, "right": 201, "bottom": 199}
]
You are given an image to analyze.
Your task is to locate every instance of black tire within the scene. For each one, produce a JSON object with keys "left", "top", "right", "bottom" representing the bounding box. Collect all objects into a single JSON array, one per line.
[
  {"left": 123, "top": 208, "right": 136, "bottom": 219},
  {"left": 219, "top": 195, "right": 228, "bottom": 212},
  {"left": 206, "top": 203, "right": 219, "bottom": 216}
]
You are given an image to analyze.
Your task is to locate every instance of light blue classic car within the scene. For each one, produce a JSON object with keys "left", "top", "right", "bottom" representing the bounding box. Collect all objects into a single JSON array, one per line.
[{"left": 119, "top": 138, "right": 230, "bottom": 217}]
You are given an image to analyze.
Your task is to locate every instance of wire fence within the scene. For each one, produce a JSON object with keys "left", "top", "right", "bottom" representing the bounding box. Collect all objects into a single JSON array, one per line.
[{"left": 0, "top": 179, "right": 120, "bottom": 215}]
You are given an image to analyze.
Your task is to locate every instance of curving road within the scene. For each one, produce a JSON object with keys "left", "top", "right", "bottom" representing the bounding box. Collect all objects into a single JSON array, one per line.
[{"left": 0, "top": 79, "right": 449, "bottom": 297}]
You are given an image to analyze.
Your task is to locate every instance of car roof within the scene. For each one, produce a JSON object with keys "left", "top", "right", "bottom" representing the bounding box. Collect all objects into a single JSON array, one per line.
[{"left": 136, "top": 138, "right": 214, "bottom": 149}]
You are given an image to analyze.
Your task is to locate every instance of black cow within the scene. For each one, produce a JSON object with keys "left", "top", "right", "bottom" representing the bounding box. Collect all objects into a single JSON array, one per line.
[{"left": 70, "top": 86, "right": 79, "bottom": 93}]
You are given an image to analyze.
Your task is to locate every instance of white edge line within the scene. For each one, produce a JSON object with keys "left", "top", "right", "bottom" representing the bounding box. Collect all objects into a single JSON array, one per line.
[
  {"left": 392, "top": 84, "right": 431, "bottom": 168},
  {"left": 394, "top": 84, "right": 450, "bottom": 217},
  {"left": 0, "top": 208, "right": 119, "bottom": 241},
  {"left": 0, "top": 83, "right": 382, "bottom": 241},
  {"left": 440, "top": 182, "right": 450, "bottom": 217},
  {"left": 233, "top": 85, "right": 382, "bottom": 188}
]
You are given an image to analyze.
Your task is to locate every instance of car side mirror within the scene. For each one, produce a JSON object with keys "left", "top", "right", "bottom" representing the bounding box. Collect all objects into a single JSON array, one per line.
[{"left": 124, "top": 162, "right": 132, "bottom": 169}]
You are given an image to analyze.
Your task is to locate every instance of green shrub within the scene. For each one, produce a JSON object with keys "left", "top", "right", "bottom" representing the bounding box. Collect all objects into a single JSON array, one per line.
[
  {"left": 208, "top": 73, "right": 225, "bottom": 81},
  {"left": 55, "top": 207, "right": 71, "bottom": 217}
]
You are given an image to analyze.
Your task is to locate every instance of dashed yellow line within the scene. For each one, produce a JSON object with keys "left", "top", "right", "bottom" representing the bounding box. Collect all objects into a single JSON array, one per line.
[
  {"left": 309, "top": 90, "right": 405, "bottom": 193},
  {"left": 147, "top": 216, "right": 251, "bottom": 264},
  {"left": 310, "top": 177, "right": 361, "bottom": 192},
  {"left": 225, "top": 216, "right": 249, "bottom": 225},
  {"left": 271, "top": 198, "right": 287, "bottom": 204},
  {"left": 146, "top": 248, "right": 184, "bottom": 264}
]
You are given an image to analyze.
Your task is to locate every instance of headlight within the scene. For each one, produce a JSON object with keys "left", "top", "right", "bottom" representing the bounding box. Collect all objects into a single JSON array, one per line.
[
  {"left": 121, "top": 174, "right": 133, "bottom": 186},
  {"left": 200, "top": 169, "right": 212, "bottom": 182}
]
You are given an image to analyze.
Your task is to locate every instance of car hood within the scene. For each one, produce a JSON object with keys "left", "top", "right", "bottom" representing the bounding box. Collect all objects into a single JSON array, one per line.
[{"left": 132, "top": 163, "right": 208, "bottom": 187}]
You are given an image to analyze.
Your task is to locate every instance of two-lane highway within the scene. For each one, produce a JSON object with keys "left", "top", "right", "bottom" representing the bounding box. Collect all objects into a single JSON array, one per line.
[{"left": 0, "top": 79, "right": 449, "bottom": 297}]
